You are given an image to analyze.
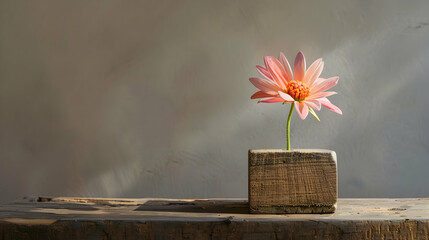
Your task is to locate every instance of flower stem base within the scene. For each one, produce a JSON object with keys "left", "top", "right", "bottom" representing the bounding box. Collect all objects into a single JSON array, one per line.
[{"left": 286, "top": 102, "right": 294, "bottom": 150}]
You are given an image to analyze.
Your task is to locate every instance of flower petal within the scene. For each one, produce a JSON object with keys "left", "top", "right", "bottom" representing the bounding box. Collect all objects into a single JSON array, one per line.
[
  {"left": 307, "top": 61, "right": 324, "bottom": 87},
  {"left": 256, "top": 65, "right": 273, "bottom": 81},
  {"left": 308, "top": 107, "right": 321, "bottom": 122},
  {"left": 310, "top": 77, "right": 339, "bottom": 94},
  {"left": 249, "top": 77, "right": 280, "bottom": 95},
  {"left": 302, "top": 58, "right": 322, "bottom": 84},
  {"left": 320, "top": 98, "right": 343, "bottom": 115},
  {"left": 278, "top": 91, "right": 294, "bottom": 101},
  {"left": 295, "top": 101, "right": 309, "bottom": 119},
  {"left": 251, "top": 91, "right": 276, "bottom": 99},
  {"left": 258, "top": 97, "right": 285, "bottom": 103},
  {"left": 304, "top": 99, "right": 321, "bottom": 110},
  {"left": 279, "top": 52, "right": 294, "bottom": 82},
  {"left": 306, "top": 91, "right": 337, "bottom": 100},
  {"left": 264, "top": 56, "right": 287, "bottom": 89},
  {"left": 294, "top": 52, "right": 306, "bottom": 82}
]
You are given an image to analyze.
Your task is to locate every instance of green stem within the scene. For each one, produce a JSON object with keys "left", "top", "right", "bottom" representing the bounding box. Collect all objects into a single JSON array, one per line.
[{"left": 286, "top": 102, "right": 295, "bottom": 150}]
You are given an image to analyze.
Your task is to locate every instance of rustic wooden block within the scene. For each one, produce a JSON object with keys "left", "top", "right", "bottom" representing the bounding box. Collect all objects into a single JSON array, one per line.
[{"left": 248, "top": 149, "right": 337, "bottom": 214}]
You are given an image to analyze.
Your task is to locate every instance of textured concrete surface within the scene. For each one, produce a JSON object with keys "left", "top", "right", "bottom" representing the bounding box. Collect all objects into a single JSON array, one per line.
[{"left": 1, "top": 1, "right": 429, "bottom": 203}]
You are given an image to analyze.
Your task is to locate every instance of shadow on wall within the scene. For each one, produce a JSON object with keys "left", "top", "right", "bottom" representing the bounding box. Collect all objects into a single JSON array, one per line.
[{"left": 1, "top": 0, "right": 429, "bottom": 203}]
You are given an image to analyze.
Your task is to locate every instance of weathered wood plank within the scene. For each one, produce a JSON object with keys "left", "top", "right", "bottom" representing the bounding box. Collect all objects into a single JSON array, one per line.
[
  {"left": 0, "top": 197, "right": 429, "bottom": 239},
  {"left": 249, "top": 149, "right": 337, "bottom": 213}
]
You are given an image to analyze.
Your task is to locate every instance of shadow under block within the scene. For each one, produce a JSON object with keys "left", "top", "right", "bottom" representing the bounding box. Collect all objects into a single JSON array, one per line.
[{"left": 248, "top": 149, "right": 337, "bottom": 214}]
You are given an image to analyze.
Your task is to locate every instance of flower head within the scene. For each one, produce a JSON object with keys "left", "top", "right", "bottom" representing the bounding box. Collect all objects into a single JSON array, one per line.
[{"left": 249, "top": 52, "right": 342, "bottom": 119}]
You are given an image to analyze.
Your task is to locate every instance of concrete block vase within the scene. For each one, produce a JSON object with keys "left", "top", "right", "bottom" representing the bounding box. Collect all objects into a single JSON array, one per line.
[{"left": 248, "top": 149, "right": 337, "bottom": 214}]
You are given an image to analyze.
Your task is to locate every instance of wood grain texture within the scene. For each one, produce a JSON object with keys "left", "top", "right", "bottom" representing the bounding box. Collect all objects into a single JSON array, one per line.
[
  {"left": 1, "top": 197, "right": 429, "bottom": 240},
  {"left": 248, "top": 149, "right": 337, "bottom": 213}
]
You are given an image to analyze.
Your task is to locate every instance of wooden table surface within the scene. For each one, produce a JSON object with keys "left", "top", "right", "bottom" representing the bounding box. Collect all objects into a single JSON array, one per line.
[{"left": 0, "top": 197, "right": 428, "bottom": 239}]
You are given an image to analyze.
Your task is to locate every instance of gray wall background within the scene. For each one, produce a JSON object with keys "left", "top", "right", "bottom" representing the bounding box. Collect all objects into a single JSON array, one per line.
[{"left": 1, "top": 0, "right": 429, "bottom": 204}]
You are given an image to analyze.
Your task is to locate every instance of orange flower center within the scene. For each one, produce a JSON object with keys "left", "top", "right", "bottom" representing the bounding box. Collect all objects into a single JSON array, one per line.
[{"left": 287, "top": 81, "right": 310, "bottom": 101}]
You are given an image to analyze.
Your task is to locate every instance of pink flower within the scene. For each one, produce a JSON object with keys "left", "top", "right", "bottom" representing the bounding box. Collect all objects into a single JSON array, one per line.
[{"left": 249, "top": 52, "right": 342, "bottom": 119}]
